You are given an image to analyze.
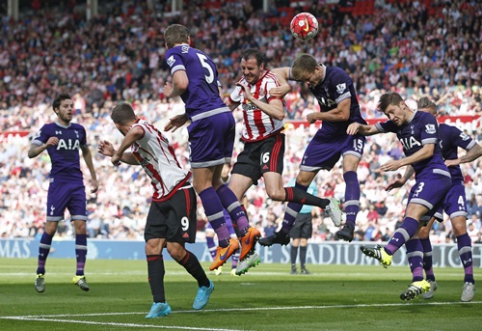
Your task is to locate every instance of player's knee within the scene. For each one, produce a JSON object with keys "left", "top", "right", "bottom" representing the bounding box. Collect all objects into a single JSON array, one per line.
[
  {"left": 76, "top": 223, "right": 87, "bottom": 234},
  {"left": 145, "top": 239, "right": 163, "bottom": 255},
  {"left": 44, "top": 222, "right": 58, "bottom": 235},
  {"left": 145, "top": 245, "right": 157, "bottom": 255},
  {"left": 418, "top": 228, "right": 430, "bottom": 239},
  {"left": 166, "top": 244, "right": 185, "bottom": 261},
  {"left": 452, "top": 223, "right": 467, "bottom": 237},
  {"left": 205, "top": 232, "right": 214, "bottom": 238},
  {"left": 266, "top": 188, "right": 284, "bottom": 201}
]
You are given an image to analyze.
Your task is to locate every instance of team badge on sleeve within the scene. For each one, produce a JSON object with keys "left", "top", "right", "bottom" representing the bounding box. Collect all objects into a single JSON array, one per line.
[
  {"left": 460, "top": 132, "right": 470, "bottom": 141},
  {"left": 425, "top": 124, "right": 436, "bottom": 134},
  {"left": 166, "top": 55, "right": 176, "bottom": 67},
  {"left": 336, "top": 83, "right": 346, "bottom": 94}
]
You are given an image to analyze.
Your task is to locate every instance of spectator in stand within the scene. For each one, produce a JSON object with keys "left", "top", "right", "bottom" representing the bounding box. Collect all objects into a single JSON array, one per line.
[
  {"left": 263, "top": 217, "right": 277, "bottom": 239},
  {"left": 375, "top": 200, "right": 388, "bottom": 217}
]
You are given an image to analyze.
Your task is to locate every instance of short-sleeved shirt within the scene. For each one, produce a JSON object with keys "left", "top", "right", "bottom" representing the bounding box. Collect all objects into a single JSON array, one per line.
[
  {"left": 294, "top": 65, "right": 367, "bottom": 136},
  {"left": 229, "top": 70, "right": 285, "bottom": 142},
  {"left": 31, "top": 122, "right": 87, "bottom": 182},
  {"left": 165, "top": 44, "right": 230, "bottom": 121},
  {"left": 130, "top": 119, "right": 191, "bottom": 202},
  {"left": 375, "top": 111, "right": 449, "bottom": 178},
  {"left": 439, "top": 124, "right": 476, "bottom": 184}
]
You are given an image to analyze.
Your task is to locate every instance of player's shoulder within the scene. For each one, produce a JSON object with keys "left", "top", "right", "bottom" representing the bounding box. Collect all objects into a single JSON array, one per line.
[
  {"left": 133, "top": 119, "right": 149, "bottom": 130},
  {"left": 38, "top": 122, "right": 60, "bottom": 133},
  {"left": 40, "top": 122, "right": 56, "bottom": 129},
  {"left": 326, "top": 66, "right": 351, "bottom": 84},
  {"left": 440, "top": 122, "right": 458, "bottom": 130},
  {"left": 70, "top": 123, "right": 85, "bottom": 131},
  {"left": 264, "top": 70, "right": 279, "bottom": 82},
  {"left": 166, "top": 44, "right": 198, "bottom": 57},
  {"left": 134, "top": 120, "right": 156, "bottom": 137},
  {"left": 439, "top": 123, "right": 452, "bottom": 131},
  {"left": 416, "top": 110, "right": 436, "bottom": 121},
  {"left": 441, "top": 123, "right": 464, "bottom": 137},
  {"left": 165, "top": 45, "right": 185, "bottom": 65},
  {"left": 326, "top": 65, "right": 348, "bottom": 77}
]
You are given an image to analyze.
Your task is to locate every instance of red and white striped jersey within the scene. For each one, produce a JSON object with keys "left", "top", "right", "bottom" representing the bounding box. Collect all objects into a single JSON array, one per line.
[
  {"left": 229, "top": 70, "right": 285, "bottom": 142},
  {"left": 130, "top": 119, "right": 191, "bottom": 202}
]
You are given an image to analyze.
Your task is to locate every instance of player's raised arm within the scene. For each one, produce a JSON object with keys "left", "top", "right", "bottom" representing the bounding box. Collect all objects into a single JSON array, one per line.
[
  {"left": 346, "top": 122, "right": 379, "bottom": 136},
  {"left": 111, "top": 126, "right": 145, "bottom": 166},
  {"left": 308, "top": 98, "right": 351, "bottom": 123},
  {"left": 98, "top": 140, "right": 139, "bottom": 165},
  {"left": 270, "top": 68, "right": 292, "bottom": 98},
  {"left": 236, "top": 82, "right": 284, "bottom": 120}
]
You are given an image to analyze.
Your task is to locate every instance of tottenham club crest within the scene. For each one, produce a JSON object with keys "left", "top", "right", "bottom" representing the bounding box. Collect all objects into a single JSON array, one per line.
[
  {"left": 336, "top": 83, "right": 346, "bottom": 94},
  {"left": 425, "top": 124, "right": 436, "bottom": 134}
]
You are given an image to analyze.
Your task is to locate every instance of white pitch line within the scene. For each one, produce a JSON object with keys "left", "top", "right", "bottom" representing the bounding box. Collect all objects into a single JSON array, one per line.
[
  {"left": 0, "top": 316, "right": 249, "bottom": 331},
  {"left": 2, "top": 300, "right": 481, "bottom": 320},
  {"left": 0, "top": 271, "right": 470, "bottom": 277}
]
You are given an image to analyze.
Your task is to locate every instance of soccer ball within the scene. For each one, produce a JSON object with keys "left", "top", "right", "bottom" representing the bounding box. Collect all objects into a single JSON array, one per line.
[{"left": 290, "top": 12, "right": 319, "bottom": 41}]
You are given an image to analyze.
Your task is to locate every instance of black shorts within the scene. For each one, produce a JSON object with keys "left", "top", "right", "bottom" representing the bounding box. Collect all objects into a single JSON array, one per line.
[
  {"left": 290, "top": 213, "right": 313, "bottom": 239},
  {"left": 232, "top": 133, "right": 285, "bottom": 185},
  {"left": 144, "top": 186, "right": 197, "bottom": 244}
]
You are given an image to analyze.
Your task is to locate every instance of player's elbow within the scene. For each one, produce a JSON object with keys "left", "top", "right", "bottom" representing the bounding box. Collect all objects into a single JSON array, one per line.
[
  {"left": 475, "top": 145, "right": 482, "bottom": 158},
  {"left": 424, "top": 147, "right": 435, "bottom": 158},
  {"left": 174, "top": 78, "right": 189, "bottom": 91},
  {"left": 27, "top": 149, "right": 36, "bottom": 158},
  {"left": 339, "top": 112, "right": 350, "bottom": 122},
  {"left": 273, "top": 112, "right": 285, "bottom": 121}
]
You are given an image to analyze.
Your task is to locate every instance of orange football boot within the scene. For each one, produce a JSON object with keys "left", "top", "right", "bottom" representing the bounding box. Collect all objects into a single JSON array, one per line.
[
  {"left": 239, "top": 227, "right": 261, "bottom": 260},
  {"left": 209, "top": 238, "right": 240, "bottom": 271}
]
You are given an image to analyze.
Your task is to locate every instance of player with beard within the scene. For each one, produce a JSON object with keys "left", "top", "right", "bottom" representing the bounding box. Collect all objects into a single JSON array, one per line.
[
  {"left": 225, "top": 50, "right": 342, "bottom": 269},
  {"left": 29, "top": 93, "right": 98, "bottom": 293}
]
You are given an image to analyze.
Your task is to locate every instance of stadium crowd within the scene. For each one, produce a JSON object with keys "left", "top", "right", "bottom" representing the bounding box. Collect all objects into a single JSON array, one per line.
[{"left": 1, "top": 0, "right": 482, "bottom": 244}]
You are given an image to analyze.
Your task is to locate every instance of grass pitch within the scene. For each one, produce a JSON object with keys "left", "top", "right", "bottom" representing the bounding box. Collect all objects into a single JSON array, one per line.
[{"left": 0, "top": 258, "right": 480, "bottom": 330}]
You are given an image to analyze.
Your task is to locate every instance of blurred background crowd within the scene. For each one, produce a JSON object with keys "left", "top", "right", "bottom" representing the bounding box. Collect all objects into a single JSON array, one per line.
[{"left": 1, "top": 0, "right": 482, "bottom": 244}]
